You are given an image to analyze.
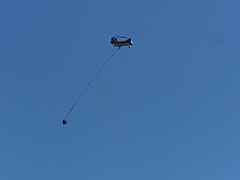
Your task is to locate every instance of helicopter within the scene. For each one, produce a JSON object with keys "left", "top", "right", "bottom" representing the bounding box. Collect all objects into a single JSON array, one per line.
[{"left": 110, "top": 35, "right": 134, "bottom": 48}]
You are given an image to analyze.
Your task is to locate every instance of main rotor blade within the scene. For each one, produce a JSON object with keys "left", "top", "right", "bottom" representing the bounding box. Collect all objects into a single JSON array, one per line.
[{"left": 116, "top": 34, "right": 130, "bottom": 39}]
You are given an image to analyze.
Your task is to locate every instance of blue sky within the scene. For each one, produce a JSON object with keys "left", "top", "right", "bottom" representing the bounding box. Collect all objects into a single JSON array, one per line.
[{"left": 0, "top": 0, "right": 240, "bottom": 179}]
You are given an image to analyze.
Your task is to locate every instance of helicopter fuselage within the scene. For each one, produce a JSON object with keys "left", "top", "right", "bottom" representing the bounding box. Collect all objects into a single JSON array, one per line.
[{"left": 110, "top": 37, "right": 133, "bottom": 48}]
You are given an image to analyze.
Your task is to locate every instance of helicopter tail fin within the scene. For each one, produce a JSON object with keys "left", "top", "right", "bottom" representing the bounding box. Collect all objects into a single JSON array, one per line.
[{"left": 110, "top": 37, "right": 118, "bottom": 44}]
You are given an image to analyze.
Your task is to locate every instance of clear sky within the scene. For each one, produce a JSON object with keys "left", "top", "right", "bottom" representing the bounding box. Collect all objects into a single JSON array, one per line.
[{"left": 0, "top": 0, "right": 239, "bottom": 179}]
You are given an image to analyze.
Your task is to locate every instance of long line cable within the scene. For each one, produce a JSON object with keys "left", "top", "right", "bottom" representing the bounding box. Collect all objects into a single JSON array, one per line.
[{"left": 63, "top": 48, "right": 120, "bottom": 120}]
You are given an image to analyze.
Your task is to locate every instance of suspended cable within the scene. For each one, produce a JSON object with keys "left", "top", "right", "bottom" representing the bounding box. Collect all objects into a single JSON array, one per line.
[{"left": 62, "top": 48, "right": 120, "bottom": 124}]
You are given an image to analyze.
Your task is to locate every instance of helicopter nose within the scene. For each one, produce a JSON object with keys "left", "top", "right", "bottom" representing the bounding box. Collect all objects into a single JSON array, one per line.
[{"left": 130, "top": 40, "right": 133, "bottom": 45}]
